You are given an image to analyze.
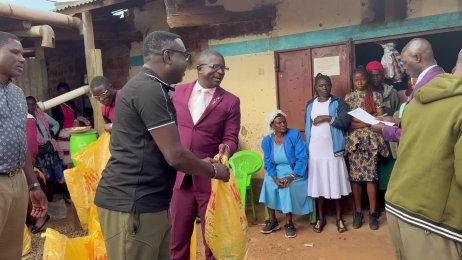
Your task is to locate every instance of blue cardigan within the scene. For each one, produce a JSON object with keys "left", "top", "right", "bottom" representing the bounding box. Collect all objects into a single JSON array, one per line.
[
  {"left": 305, "top": 96, "right": 351, "bottom": 157},
  {"left": 261, "top": 128, "right": 307, "bottom": 177}
]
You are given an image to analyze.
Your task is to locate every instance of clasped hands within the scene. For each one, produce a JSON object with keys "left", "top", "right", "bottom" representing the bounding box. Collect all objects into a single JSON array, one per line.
[
  {"left": 272, "top": 175, "right": 295, "bottom": 188},
  {"left": 313, "top": 115, "right": 332, "bottom": 126}
]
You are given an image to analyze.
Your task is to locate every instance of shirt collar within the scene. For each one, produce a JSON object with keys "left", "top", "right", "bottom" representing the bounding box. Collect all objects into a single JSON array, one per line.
[
  {"left": 193, "top": 81, "right": 216, "bottom": 95},
  {"left": 142, "top": 68, "right": 175, "bottom": 92},
  {"left": 416, "top": 65, "right": 438, "bottom": 85},
  {"left": 0, "top": 79, "right": 12, "bottom": 88}
]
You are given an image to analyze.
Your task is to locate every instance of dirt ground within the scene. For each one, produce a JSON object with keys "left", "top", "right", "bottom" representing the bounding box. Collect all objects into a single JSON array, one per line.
[
  {"left": 25, "top": 202, "right": 394, "bottom": 260},
  {"left": 195, "top": 205, "right": 395, "bottom": 260}
]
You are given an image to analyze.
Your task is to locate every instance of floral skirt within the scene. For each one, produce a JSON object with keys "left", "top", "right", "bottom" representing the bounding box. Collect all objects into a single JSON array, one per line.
[{"left": 348, "top": 150, "right": 379, "bottom": 182}]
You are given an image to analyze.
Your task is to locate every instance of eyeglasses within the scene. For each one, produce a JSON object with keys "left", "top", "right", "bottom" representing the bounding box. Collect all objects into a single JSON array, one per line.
[
  {"left": 198, "top": 64, "right": 229, "bottom": 72},
  {"left": 92, "top": 89, "right": 109, "bottom": 100},
  {"left": 161, "top": 49, "right": 191, "bottom": 61}
]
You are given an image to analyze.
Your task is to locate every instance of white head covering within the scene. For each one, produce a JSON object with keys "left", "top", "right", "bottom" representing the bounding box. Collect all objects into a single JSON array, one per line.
[{"left": 265, "top": 109, "right": 287, "bottom": 135}]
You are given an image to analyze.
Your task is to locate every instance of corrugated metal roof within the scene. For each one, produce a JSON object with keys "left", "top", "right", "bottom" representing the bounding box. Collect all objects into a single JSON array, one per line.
[{"left": 52, "top": 0, "right": 101, "bottom": 12}]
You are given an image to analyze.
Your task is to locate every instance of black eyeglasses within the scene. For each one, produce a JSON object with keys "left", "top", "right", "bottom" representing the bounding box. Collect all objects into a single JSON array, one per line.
[
  {"left": 198, "top": 64, "right": 229, "bottom": 71},
  {"left": 160, "top": 49, "right": 191, "bottom": 61}
]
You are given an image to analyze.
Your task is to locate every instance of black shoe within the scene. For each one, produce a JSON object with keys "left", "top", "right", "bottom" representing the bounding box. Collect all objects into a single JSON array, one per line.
[
  {"left": 63, "top": 192, "right": 72, "bottom": 204},
  {"left": 313, "top": 218, "right": 326, "bottom": 233},
  {"left": 284, "top": 223, "right": 296, "bottom": 238},
  {"left": 369, "top": 212, "right": 379, "bottom": 230},
  {"left": 31, "top": 215, "right": 50, "bottom": 234},
  {"left": 261, "top": 220, "right": 280, "bottom": 234},
  {"left": 337, "top": 219, "right": 347, "bottom": 233},
  {"left": 352, "top": 212, "right": 363, "bottom": 229}
]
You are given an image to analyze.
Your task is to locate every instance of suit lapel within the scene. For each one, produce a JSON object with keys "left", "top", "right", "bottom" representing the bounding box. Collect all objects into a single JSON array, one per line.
[
  {"left": 196, "top": 87, "right": 224, "bottom": 125},
  {"left": 181, "top": 82, "right": 196, "bottom": 125}
]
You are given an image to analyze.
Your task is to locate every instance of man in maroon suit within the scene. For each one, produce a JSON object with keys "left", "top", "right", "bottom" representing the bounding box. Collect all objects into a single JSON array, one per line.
[{"left": 170, "top": 50, "right": 241, "bottom": 260}]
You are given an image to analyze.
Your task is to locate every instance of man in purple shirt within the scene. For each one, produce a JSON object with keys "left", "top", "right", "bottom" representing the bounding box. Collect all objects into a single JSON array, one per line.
[{"left": 372, "top": 38, "right": 444, "bottom": 139}]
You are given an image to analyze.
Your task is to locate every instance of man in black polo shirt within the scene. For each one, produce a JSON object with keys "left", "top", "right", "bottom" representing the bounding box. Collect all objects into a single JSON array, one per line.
[{"left": 94, "top": 31, "right": 230, "bottom": 260}]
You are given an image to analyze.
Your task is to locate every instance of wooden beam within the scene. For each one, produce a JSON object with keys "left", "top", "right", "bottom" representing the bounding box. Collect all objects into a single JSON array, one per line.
[
  {"left": 166, "top": 5, "right": 276, "bottom": 28},
  {"left": 82, "top": 11, "right": 105, "bottom": 136},
  {"left": 166, "top": 6, "right": 232, "bottom": 28}
]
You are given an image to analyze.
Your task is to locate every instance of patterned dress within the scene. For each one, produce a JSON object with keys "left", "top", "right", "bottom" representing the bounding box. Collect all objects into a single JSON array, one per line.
[{"left": 345, "top": 90, "right": 389, "bottom": 182}]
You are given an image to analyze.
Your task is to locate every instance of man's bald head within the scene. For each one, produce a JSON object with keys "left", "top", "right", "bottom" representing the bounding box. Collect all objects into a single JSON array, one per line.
[{"left": 401, "top": 38, "right": 437, "bottom": 78}]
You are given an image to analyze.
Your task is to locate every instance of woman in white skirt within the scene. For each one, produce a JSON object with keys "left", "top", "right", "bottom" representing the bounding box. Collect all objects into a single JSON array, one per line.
[{"left": 305, "top": 73, "right": 352, "bottom": 233}]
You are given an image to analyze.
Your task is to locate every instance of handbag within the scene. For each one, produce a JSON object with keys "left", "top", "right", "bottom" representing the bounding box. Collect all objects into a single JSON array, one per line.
[{"left": 38, "top": 141, "right": 55, "bottom": 155}]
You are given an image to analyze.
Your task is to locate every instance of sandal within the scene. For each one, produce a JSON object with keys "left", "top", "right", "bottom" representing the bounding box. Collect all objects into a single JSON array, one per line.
[
  {"left": 31, "top": 214, "right": 50, "bottom": 234},
  {"left": 313, "top": 218, "right": 326, "bottom": 233},
  {"left": 337, "top": 219, "right": 347, "bottom": 233}
]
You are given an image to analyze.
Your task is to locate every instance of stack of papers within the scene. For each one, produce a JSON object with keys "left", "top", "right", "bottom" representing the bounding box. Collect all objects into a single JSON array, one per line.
[{"left": 347, "top": 108, "right": 395, "bottom": 126}]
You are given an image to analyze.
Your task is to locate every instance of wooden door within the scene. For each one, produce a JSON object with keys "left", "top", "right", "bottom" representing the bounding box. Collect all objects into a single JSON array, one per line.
[
  {"left": 275, "top": 49, "right": 312, "bottom": 132},
  {"left": 275, "top": 43, "right": 352, "bottom": 133}
]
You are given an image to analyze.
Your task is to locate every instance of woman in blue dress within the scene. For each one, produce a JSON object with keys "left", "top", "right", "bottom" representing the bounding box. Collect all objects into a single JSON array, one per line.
[{"left": 259, "top": 110, "right": 312, "bottom": 238}]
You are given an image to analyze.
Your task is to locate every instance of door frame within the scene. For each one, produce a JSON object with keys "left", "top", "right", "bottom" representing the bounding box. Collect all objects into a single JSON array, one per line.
[{"left": 353, "top": 26, "right": 462, "bottom": 45}]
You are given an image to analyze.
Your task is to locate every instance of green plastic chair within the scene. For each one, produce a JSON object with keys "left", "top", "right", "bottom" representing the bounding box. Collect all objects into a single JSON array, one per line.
[{"left": 228, "top": 150, "right": 263, "bottom": 220}]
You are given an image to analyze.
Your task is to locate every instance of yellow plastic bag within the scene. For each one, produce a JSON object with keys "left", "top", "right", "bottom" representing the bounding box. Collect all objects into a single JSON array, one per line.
[
  {"left": 190, "top": 223, "right": 197, "bottom": 260},
  {"left": 87, "top": 205, "right": 107, "bottom": 259},
  {"left": 43, "top": 133, "right": 110, "bottom": 259},
  {"left": 42, "top": 206, "right": 107, "bottom": 260},
  {"left": 205, "top": 156, "right": 250, "bottom": 260},
  {"left": 22, "top": 225, "right": 31, "bottom": 256},
  {"left": 64, "top": 132, "right": 111, "bottom": 228},
  {"left": 42, "top": 228, "right": 89, "bottom": 260}
]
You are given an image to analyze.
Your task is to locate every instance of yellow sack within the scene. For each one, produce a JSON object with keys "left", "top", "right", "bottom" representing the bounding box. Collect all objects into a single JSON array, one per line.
[
  {"left": 205, "top": 156, "right": 250, "bottom": 260},
  {"left": 42, "top": 207, "right": 107, "bottom": 260},
  {"left": 87, "top": 205, "right": 107, "bottom": 259},
  {"left": 42, "top": 228, "right": 89, "bottom": 260},
  {"left": 22, "top": 225, "right": 31, "bottom": 256},
  {"left": 190, "top": 223, "right": 197, "bottom": 260},
  {"left": 65, "top": 132, "right": 111, "bottom": 228}
]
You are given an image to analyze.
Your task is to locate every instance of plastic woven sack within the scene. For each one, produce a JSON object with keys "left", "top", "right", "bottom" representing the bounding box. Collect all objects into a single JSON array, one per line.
[
  {"left": 205, "top": 155, "right": 250, "bottom": 260},
  {"left": 22, "top": 225, "right": 31, "bottom": 256},
  {"left": 64, "top": 132, "right": 111, "bottom": 227},
  {"left": 87, "top": 205, "right": 107, "bottom": 259},
  {"left": 190, "top": 223, "right": 197, "bottom": 260},
  {"left": 42, "top": 228, "right": 89, "bottom": 260},
  {"left": 42, "top": 207, "right": 107, "bottom": 260}
]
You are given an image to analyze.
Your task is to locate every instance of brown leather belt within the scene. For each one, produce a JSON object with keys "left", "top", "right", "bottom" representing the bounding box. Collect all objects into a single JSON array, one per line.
[{"left": 0, "top": 169, "right": 21, "bottom": 177}]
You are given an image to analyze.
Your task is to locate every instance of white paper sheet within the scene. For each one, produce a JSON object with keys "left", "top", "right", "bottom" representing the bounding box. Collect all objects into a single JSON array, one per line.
[
  {"left": 347, "top": 108, "right": 395, "bottom": 126},
  {"left": 313, "top": 56, "right": 340, "bottom": 76}
]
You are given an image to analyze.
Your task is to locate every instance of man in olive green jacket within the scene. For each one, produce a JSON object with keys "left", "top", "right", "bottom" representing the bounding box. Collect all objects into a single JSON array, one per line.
[{"left": 385, "top": 47, "right": 462, "bottom": 260}]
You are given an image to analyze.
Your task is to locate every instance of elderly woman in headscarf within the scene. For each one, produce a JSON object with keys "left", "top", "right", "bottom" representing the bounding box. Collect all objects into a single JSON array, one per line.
[
  {"left": 366, "top": 61, "right": 401, "bottom": 116},
  {"left": 366, "top": 61, "right": 401, "bottom": 214},
  {"left": 259, "top": 110, "right": 312, "bottom": 239}
]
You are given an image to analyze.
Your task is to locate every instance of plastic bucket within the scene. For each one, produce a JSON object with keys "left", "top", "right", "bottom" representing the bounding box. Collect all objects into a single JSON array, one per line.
[{"left": 70, "top": 130, "right": 98, "bottom": 166}]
